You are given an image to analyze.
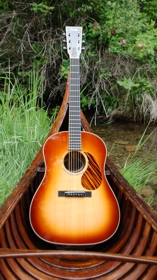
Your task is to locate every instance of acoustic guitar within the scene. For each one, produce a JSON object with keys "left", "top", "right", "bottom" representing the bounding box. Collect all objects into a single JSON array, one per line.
[{"left": 29, "top": 26, "right": 120, "bottom": 245}]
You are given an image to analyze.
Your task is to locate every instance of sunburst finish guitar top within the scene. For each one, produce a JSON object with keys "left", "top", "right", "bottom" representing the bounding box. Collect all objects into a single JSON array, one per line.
[{"left": 29, "top": 26, "right": 120, "bottom": 245}]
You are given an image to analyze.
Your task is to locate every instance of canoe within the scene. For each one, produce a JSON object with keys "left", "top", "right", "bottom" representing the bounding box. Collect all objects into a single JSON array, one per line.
[{"left": 0, "top": 80, "right": 157, "bottom": 280}]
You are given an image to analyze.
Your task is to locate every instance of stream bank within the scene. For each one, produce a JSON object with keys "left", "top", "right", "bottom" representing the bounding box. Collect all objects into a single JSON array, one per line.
[{"left": 91, "top": 119, "right": 157, "bottom": 212}]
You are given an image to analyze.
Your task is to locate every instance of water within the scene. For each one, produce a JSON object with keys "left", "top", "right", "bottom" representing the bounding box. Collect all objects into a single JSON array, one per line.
[
  {"left": 91, "top": 120, "right": 157, "bottom": 169},
  {"left": 91, "top": 119, "right": 157, "bottom": 211}
]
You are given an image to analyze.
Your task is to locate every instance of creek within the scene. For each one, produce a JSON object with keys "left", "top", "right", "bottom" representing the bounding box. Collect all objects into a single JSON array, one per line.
[{"left": 90, "top": 118, "right": 157, "bottom": 212}]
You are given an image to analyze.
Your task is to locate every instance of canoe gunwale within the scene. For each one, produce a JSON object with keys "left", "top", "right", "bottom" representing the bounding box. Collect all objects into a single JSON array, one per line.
[
  {"left": 106, "top": 157, "right": 157, "bottom": 232},
  {"left": 1, "top": 79, "right": 156, "bottom": 232},
  {"left": 0, "top": 80, "right": 69, "bottom": 229},
  {"left": 0, "top": 78, "right": 157, "bottom": 279}
]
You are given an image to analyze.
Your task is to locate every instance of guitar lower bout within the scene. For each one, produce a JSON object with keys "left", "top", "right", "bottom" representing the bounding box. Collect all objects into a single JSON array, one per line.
[{"left": 30, "top": 131, "right": 120, "bottom": 245}]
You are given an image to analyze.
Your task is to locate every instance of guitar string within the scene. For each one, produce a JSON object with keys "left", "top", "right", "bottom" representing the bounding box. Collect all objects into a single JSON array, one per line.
[{"left": 69, "top": 58, "right": 81, "bottom": 192}]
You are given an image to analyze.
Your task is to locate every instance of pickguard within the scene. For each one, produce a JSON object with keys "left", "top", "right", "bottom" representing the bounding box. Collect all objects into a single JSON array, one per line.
[{"left": 82, "top": 153, "right": 102, "bottom": 190}]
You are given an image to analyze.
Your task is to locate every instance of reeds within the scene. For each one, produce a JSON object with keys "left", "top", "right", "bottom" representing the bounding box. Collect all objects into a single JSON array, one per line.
[
  {"left": 0, "top": 69, "right": 53, "bottom": 205},
  {"left": 120, "top": 126, "right": 157, "bottom": 208}
]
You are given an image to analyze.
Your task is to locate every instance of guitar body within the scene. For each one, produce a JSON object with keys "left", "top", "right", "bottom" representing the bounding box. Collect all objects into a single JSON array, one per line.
[{"left": 30, "top": 131, "right": 120, "bottom": 245}]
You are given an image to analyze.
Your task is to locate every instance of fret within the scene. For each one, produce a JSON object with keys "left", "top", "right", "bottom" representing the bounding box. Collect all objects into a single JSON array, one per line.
[
  {"left": 69, "top": 121, "right": 80, "bottom": 122},
  {"left": 69, "top": 142, "right": 81, "bottom": 144},
  {"left": 69, "top": 140, "right": 81, "bottom": 143},
  {"left": 69, "top": 99, "right": 80, "bottom": 102},
  {"left": 69, "top": 130, "right": 81, "bottom": 135},
  {"left": 69, "top": 110, "right": 80, "bottom": 111},
  {"left": 69, "top": 138, "right": 81, "bottom": 140},
  {"left": 69, "top": 113, "right": 80, "bottom": 115},
  {"left": 69, "top": 57, "right": 81, "bottom": 151},
  {"left": 69, "top": 112, "right": 80, "bottom": 114},
  {"left": 69, "top": 122, "right": 80, "bottom": 123},
  {"left": 69, "top": 148, "right": 81, "bottom": 151},
  {"left": 69, "top": 126, "right": 80, "bottom": 128},
  {"left": 69, "top": 127, "right": 80, "bottom": 131},
  {"left": 69, "top": 127, "right": 80, "bottom": 130},
  {"left": 69, "top": 121, "right": 81, "bottom": 124},
  {"left": 69, "top": 143, "right": 81, "bottom": 144},
  {"left": 70, "top": 122, "right": 81, "bottom": 126}
]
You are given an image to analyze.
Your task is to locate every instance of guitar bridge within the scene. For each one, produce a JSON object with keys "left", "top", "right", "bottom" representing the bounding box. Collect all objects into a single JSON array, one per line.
[{"left": 58, "top": 191, "right": 92, "bottom": 197}]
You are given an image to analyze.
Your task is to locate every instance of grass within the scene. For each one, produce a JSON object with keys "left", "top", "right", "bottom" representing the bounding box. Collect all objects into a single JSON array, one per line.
[
  {"left": 0, "top": 68, "right": 156, "bottom": 210},
  {"left": 120, "top": 156, "right": 157, "bottom": 192},
  {"left": 0, "top": 69, "right": 55, "bottom": 206},
  {"left": 120, "top": 156, "right": 157, "bottom": 210},
  {"left": 119, "top": 126, "right": 157, "bottom": 209}
]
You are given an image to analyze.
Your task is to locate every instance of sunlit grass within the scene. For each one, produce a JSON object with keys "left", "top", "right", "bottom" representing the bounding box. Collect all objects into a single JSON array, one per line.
[
  {"left": 120, "top": 156, "right": 157, "bottom": 192},
  {"left": 119, "top": 127, "right": 157, "bottom": 209},
  {"left": 0, "top": 69, "right": 54, "bottom": 206}
]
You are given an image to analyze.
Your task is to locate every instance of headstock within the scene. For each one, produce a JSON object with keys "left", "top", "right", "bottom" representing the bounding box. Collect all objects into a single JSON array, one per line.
[{"left": 65, "top": 26, "right": 83, "bottom": 58}]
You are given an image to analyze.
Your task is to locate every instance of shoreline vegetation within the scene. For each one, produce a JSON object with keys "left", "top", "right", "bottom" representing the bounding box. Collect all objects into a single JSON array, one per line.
[
  {"left": 0, "top": 0, "right": 157, "bottom": 122},
  {"left": 119, "top": 127, "right": 157, "bottom": 211},
  {"left": 0, "top": 1, "right": 157, "bottom": 207},
  {"left": 0, "top": 70, "right": 54, "bottom": 205},
  {"left": 0, "top": 70, "right": 156, "bottom": 211}
]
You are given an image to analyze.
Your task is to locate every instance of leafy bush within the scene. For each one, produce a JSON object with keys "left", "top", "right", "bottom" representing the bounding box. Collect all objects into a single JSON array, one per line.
[{"left": 0, "top": 0, "right": 157, "bottom": 122}]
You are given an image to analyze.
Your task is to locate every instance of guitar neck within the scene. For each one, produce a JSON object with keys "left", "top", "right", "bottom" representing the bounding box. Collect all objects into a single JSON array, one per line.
[{"left": 69, "top": 58, "right": 81, "bottom": 151}]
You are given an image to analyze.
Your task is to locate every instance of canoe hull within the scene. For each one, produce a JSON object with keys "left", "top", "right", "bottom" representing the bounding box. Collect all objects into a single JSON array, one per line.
[{"left": 1, "top": 80, "right": 157, "bottom": 279}]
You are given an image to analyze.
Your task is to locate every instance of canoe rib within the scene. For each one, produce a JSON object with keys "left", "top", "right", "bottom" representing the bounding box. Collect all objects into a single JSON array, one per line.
[
  {"left": 0, "top": 249, "right": 157, "bottom": 265},
  {"left": 0, "top": 78, "right": 157, "bottom": 280}
]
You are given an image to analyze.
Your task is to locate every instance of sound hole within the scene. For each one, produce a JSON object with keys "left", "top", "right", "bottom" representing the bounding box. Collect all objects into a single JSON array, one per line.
[{"left": 64, "top": 151, "right": 85, "bottom": 173}]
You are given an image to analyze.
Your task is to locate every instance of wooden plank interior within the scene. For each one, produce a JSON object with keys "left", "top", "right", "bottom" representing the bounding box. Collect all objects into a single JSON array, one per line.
[{"left": 0, "top": 78, "right": 157, "bottom": 279}]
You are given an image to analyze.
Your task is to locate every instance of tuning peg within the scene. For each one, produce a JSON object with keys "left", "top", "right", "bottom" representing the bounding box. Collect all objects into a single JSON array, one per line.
[
  {"left": 82, "top": 33, "right": 85, "bottom": 36},
  {"left": 62, "top": 39, "right": 66, "bottom": 43},
  {"left": 82, "top": 40, "right": 85, "bottom": 44},
  {"left": 62, "top": 32, "right": 66, "bottom": 36},
  {"left": 82, "top": 47, "right": 85, "bottom": 51},
  {"left": 63, "top": 46, "right": 67, "bottom": 50}
]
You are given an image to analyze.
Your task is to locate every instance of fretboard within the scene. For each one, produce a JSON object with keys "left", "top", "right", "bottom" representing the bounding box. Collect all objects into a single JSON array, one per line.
[{"left": 69, "top": 58, "right": 81, "bottom": 150}]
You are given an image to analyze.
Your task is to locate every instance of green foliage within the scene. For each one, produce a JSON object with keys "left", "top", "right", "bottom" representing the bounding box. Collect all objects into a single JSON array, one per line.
[
  {"left": 119, "top": 126, "right": 157, "bottom": 207},
  {"left": 0, "top": 0, "right": 157, "bottom": 122},
  {"left": 0, "top": 68, "right": 55, "bottom": 206},
  {"left": 60, "top": 59, "right": 70, "bottom": 78},
  {"left": 141, "top": 0, "right": 157, "bottom": 22},
  {"left": 120, "top": 156, "right": 157, "bottom": 198},
  {"left": 0, "top": 0, "right": 8, "bottom": 12},
  {"left": 83, "top": 0, "right": 157, "bottom": 62},
  {"left": 30, "top": 1, "right": 54, "bottom": 22}
]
